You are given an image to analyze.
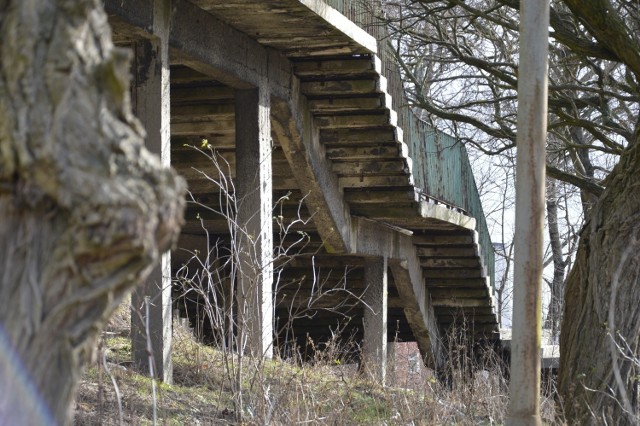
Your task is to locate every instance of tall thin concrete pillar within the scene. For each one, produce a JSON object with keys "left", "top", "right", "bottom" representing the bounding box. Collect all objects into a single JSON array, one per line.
[
  {"left": 362, "top": 256, "right": 388, "bottom": 384},
  {"left": 235, "top": 86, "right": 273, "bottom": 358},
  {"left": 131, "top": 0, "right": 173, "bottom": 383},
  {"left": 386, "top": 341, "right": 396, "bottom": 386}
]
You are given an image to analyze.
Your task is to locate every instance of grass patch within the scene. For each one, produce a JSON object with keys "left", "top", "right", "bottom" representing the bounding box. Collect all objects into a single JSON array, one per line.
[{"left": 75, "top": 317, "right": 559, "bottom": 424}]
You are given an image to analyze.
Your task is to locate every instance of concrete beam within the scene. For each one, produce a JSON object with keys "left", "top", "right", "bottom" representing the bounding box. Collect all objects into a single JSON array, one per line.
[
  {"left": 350, "top": 217, "right": 445, "bottom": 371},
  {"left": 431, "top": 298, "right": 491, "bottom": 308},
  {"left": 235, "top": 86, "right": 274, "bottom": 359},
  {"left": 105, "top": 0, "right": 292, "bottom": 97},
  {"left": 293, "top": 57, "right": 378, "bottom": 78},
  {"left": 426, "top": 278, "right": 489, "bottom": 288},
  {"left": 417, "top": 247, "right": 478, "bottom": 258},
  {"left": 419, "top": 201, "right": 476, "bottom": 230},
  {"left": 271, "top": 82, "right": 352, "bottom": 254},
  {"left": 429, "top": 288, "right": 489, "bottom": 299},
  {"left": 100, "top": 1, "right": 156, "bottom": 38},
  {"left": 300, "top": 79, "right": 384, "bottom": 96},
  {"left": 389, "top": 261, "right": 445, "bottom": 371},
  {"left": 308, "top": 96, "right": 386, "bottom": 114},
  {"left": 423, "top": 269, "right": 485, "bottom": 279},
  {"left": 169, "top": 0, "right": 291, "bottom": 97},
  {"left": 413, "top": 233, "right": 475, "bottom": 246},
  {"left": 361, "top": 257, "right": 388, "bottom": 385},
  {"left": 130, "top": 0, "right": 173, "bottom": 384},
  {"left": 420, "top": 258, "right": 480, "bottom": 269},
  {"left": 298, "top": 0, "right": 378, "bottom": 54}
]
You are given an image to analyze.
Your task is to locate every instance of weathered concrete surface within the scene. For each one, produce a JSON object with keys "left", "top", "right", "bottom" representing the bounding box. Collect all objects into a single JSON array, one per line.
[
  {"left": 271, "top": 86, "right": 352, "bottom": 254},
  {"left": 235, "top": 87, "right": 274, "bottom": 358},
  {"left": 105, "top": 0, "right": 292, "bottom": 97},
  {"left": 130, "top": 0, "right": 173, "bottom": 383},
  {"left": 350, "top": 217, "right": 445, "bottom": 369},
  {"left": 362, "top": 257, "right": 388, "bottom": 384},
  {"left": 191, "top": 0, "right": 376, "bottom": 56}
]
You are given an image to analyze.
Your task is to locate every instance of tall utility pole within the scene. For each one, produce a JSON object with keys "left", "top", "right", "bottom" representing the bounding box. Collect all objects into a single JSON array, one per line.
[{"left": 507, "top": 1, "right": 549, "bottom": 425}]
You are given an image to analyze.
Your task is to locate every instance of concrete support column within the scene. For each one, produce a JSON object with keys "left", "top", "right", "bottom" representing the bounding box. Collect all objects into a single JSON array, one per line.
[
  {"left": 130, "top": 0, "right": 173, "bottom": 383},
  {"left": 235, "top": 86, "right": 274, "bottom": 359},
  {"left": 386, "top": 341, "right": 396, "bottom": 386},
  {"left": 362, "top": 256, "right": 388, "bottom": 385}
]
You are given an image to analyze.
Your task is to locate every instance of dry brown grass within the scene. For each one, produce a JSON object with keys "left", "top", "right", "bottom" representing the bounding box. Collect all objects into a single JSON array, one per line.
[{"left": 74, "top": 304, "right": 563, "bottom": 425}]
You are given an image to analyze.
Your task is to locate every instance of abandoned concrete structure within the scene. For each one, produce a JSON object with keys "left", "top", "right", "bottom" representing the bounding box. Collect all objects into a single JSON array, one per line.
[{"left": 105, "top": 0, "right": 499, "bottom": 385}]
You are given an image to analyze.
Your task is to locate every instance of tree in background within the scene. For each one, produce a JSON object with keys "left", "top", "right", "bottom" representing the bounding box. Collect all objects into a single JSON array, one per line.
[
  {"left": 381, "top": 0, "right": 639, "bottom": 422},
  {"left": 0, "top": 0, "right": 185, "bottom": 424},
  {"left": 476, "top": 151, "right": 516, "bottom": 327}
]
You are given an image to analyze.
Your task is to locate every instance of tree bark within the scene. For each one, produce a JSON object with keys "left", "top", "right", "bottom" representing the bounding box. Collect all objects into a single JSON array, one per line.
[
  {"left": 544, "top": 179, "right": 565, "bottom": 341},
  {"left": 0, "top": 1, "right": 186, "bottom": 425},
  {"left": 559, "top": 130, "right": 640, "bottom": 424}
]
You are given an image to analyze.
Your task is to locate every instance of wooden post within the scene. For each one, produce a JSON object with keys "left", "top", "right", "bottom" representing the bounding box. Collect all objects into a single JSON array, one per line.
[
  {"left": 362, "top": 256, "right": 388, "bottom": 385},
  {"left": 130, "top": 0, "right": 173, "bottom": 383},
  {"left": 507, "top": 1, "right": 549, "bottom": 424},
  {"left": 235, "top": 86, "right": 274, "bottom": 358}
]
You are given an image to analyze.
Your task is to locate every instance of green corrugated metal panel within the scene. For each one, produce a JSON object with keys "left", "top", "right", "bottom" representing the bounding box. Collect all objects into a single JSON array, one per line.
[{"left": 318, "top": 0, "right": 495, "bottom": 290}]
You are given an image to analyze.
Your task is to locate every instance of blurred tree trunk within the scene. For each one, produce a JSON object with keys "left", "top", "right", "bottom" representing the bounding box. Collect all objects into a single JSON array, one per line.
[
  {"left": 0, "top": 0, "right": 185, "bottom": 424},
  {"left": 559, "top": 129, "right": 640, "bottom": 424}
]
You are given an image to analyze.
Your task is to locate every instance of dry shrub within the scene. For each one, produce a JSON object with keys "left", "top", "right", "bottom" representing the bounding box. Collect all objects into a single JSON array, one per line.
[{"left": 74, "top": 148, "right": 564, "bottom": 424}]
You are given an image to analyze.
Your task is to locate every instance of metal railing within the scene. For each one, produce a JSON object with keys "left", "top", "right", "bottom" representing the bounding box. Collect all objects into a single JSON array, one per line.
[{"left": 321, "top": 0, "right": 495, "bottom": 289}]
